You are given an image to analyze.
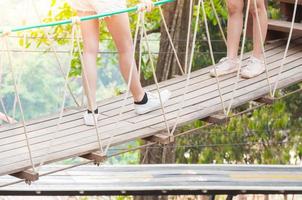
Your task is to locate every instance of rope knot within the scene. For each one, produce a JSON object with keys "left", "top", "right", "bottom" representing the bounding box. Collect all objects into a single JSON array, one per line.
[
  {"left": 1, "top": 27, "right": 12, "bottom": 37},
  {"left": 137, "top": 3, "right": 148, "bottom": 12},
  {"left": 71, "top": 16, "right": 81, "bottom": 25}
]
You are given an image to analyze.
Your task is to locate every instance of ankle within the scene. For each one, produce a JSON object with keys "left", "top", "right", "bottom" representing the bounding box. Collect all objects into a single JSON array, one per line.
[
  {"left": 134, "top": 92, "right": 148, "bottom": 105},
  {"left": 88, "top": 108, "right": 98, "bottom": 114},
  {"left": 252, "top": 53, "right": 264, "bottom": 61}
]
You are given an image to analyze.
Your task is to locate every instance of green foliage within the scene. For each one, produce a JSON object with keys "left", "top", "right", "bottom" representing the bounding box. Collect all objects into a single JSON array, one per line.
[{"left": 176, "top": 99, "right": 302, "bottom": 165}]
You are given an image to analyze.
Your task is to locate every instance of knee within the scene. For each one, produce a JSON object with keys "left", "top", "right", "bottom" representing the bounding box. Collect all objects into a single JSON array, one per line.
[
  {"left": 116, "top": 39, "right": 134, "bottom": 55},
  {"left": 83, "top": 43, "right": 99, "bottom": 55},
  {"left": 249, "top": 0, "right": 266, "bottom": 17},
  {"left": 227, "top": 0, "right": 243, "bottom": 15}
]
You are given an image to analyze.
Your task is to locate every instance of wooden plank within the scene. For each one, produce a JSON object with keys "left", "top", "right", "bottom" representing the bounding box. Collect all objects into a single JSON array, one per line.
[
  {"left": 279, "top": 0, "right": 302, "bottom": 5},
  {"left": 149, "top": 63, "right": 302, "bottom": 130},
  {"left": 0, "top": 43, "right": 300, "bottom": 159},
  {"left": 0, "top": 41, "right": 301, "bottom": 175},
  {"left": 0, "top": 51, "right": 300, "bottom": 175},
  {"left": 10, "top": 169, "right": 39, "bottom": 183},
  {"left": 1, "top": 59, "right": 300, "bottom": 175},
  {"left": 0, "top": 61, "right": 300, "bottom": 170},
  {"left": 143, "top": 133, "right": 174, "bottom": 144},
  {"left": 102, "top": 44, "right": 302, "bottom": 117},
  {"left": 0, "top": 40, "right": 296, "bottom": 145},
  {"left": 203, "top": 113, "right": 229, "bottom": 125},
  {"left": 0, "top": 38, "right": 289, "bottom": 135},
  {"left": 80, "top": 152, "right": 107, "bottom": 165},
  {"left": 254, "top": 96, "right": 276, "bottom": 104},
  {"left": 268, "top": 19, "right": 302, "bottom": 34}
]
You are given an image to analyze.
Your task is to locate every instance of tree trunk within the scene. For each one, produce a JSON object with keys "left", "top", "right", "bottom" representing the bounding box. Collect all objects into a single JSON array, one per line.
[
  {"left": 141, "top": 0, "right": 192, "bottom": 86},
  {"left": 135, "top": 1, "right": 193, "bottom": 200}
]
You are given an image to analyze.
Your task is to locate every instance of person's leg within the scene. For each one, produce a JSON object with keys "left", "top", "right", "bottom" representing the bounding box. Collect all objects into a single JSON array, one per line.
[
  {"left": 78, "top": 11, "right": 99, "bottom": 111},
  {"left": 226, "top": 0, "right": 244, "bottom": 60},
  {"left": 209, "top": 0, "right": 244, "bottom": 77},
  {"left": 249, "top": 0, "right": 268, "bottom": 60},
  {"left": 104, "top": 13, "right": 145, "bottom": 102},
  {"left": 241, "top": 0, "right": 267, "bottom": 79}
]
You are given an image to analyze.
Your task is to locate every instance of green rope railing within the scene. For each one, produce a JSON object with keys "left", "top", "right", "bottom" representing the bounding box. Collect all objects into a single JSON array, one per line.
[{"left": 0, "top": 0, "right": 174, "bottom": 34}]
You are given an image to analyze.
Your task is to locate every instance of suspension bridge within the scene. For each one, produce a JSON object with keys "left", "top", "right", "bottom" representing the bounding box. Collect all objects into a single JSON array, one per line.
[{"left": 0, "top": 0, "right": 301, "bottom": 197}]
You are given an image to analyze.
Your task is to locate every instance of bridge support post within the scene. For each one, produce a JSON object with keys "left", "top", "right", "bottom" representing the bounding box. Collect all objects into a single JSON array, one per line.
[
  {"left": 10, "top": 169, "right": 39, "bottom": 184},
  {"left": 254, "top": 96, "right": 276, "bottom": 105},
  {"left": 80, "top": 152, "right": 107, "bottom": 166},
  {"left": 203, "top": 113, "right": 229, "bottom": 125},
  {"left": 143, "top": 132, "right": 174, "bottom": 145}
]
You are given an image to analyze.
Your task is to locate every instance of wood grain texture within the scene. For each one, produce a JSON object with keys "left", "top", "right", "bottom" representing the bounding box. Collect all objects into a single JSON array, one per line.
[{"left": 0, "top": 38, "right": 301, "bottom": 178}]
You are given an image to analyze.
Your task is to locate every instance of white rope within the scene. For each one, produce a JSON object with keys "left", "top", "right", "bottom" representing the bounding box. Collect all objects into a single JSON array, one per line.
[
  {"left": 76, "top": 18, "right": 105, "bottom": 155},
  {"left": 13, "top": 0, "right": 30, "bottom": 119},
  {"left": 37, "top": 17, "right": 80, "bottom": 169},
  {"left": 253, "top": 0, "right": 273, "bottom": 97},
  {"left": 272, "top": 0, "right": 299, "bottom": 96},
  {"left": 209, "top": 0, "right": 227, "bottom": 46},
  {"left": 141, "top": 13, "right": 171, "bottom": 136},
  {"left": 201, "top": 0, "right": 227, "bottom": 116},
  {"left": 31, "top": 0, "right": 81, "bottom": 107},
  {"left": 158, "top": 6, "right": 185, "bottom": 75},
  {"left": 2, "top": 33, "right": 37, "bottom": 173},
  {"left": 184, "top": 0, "right": 193, "bottom": 74},
  {"left": 0, "top": 41, "right": 12, "bottom": 124},
  {"left": 138, "top": 20, "right": 143, "bottom": 80},
  {"left": 170, "top": 0, "right": 202, "bottom": 135},
  {"left": 226, "top": 0, "right": 251, "bottom": 115},
  {"left": 104, "top": 12, "right": 143, "bottom": 154}
]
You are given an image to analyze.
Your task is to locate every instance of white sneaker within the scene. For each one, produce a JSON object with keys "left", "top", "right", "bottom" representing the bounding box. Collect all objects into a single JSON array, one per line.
[
  {"left": 210, "top": 57, "right": 239, "bottom": 77},
  {"left": 135, "top": 90, "right": 171, "bottom": 115},
  {"left": 241, "top": 56, "right": 265, "bottom": 79},
  {"left": 83, "top": 110, "right": 99, "bottom": 126}
]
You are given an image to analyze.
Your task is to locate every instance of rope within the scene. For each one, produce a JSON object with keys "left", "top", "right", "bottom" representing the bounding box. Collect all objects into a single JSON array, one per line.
[
  {"left": 170, "top": 0, "right": 202, "bottom": 135},
  {"left": 201, "top": 0, "right": 228, "bottom": 115},
  {"left": 103, "top": 12, "right": 143, "bottom": 154},
  {"left": 37, "top": 17, "right": 80, "bottom": 169},
  {"left": 76, "top": 19, "right": 105, "bottom": 155},
  {"left": 0, "top": 40, "right": 12, "bottom": 124},
  {"left": 138, "top": 19, "right": 143, "bottom": 80},
  {"left": 0, "top": 0, "right": 174, "bottom": 34},
  {"left": 253, "top": 0, "right": 273, "bottom": 97},
  {"left": 13, "top": 0, "right": 29, "bottom": 119},
  {"left": 141, "top": 13, "right": 171, "bottom": 136},
  {"left": 31, "top": 0, "right": 80, "bottom": 107},
  {"left": 2, "top": 33, "right": 37, "bottom": 173},
  {"left": 158, "top": 6, "right": 185, "bottom": 75},
  {"left": 209, "top": 0, "right": 227, "bottom": 46},
  {"left": 0, "top": 85, "right": 301, "bottom": 188},
  {"left": 226, "top": 0, "right": 251, "bottom": 115},
  {"left": 184, "top": 0, "right": 193, "bottom": 74},
  {"left": 272, "top": 0, "right": 299, "bottom": 96}
]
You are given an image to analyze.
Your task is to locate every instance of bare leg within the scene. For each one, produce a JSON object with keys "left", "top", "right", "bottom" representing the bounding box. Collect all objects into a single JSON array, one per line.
[
  {"left": 226, "top": 0, "right": 244, "bottom": 60},
  {"left": 78, "top": 11, "right": 99, "bottom": 111},
  {"left": 249, "top": 0, "right": 268, "bottom": 60},
  {"left": 105, "top": 14, "right": 145, "bottom": 102}
]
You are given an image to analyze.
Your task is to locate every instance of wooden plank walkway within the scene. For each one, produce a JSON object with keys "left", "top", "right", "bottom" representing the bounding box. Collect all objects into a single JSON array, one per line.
[
  {"left": 0, "top": 164, "right": 302, "bottom": 195},
  {"left": 268, "top": 19, "right": 302, "bottom": 34},
  {"left": 0, "top": 38, "right": 302, "bottom": 177}
]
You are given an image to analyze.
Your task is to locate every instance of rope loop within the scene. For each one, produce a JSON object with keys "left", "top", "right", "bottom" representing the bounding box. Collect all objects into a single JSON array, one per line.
[{"left": 137, "top": 2, "right": 153, "bottom": 12}]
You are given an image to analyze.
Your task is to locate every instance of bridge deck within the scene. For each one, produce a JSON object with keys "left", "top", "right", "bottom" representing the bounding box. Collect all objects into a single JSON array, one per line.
[
  {"left": 0, "top": 164, "right": 302, "bottom": 195},
  {"left": 0, "top": 38, "right": 302, "bottom": 177}
]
